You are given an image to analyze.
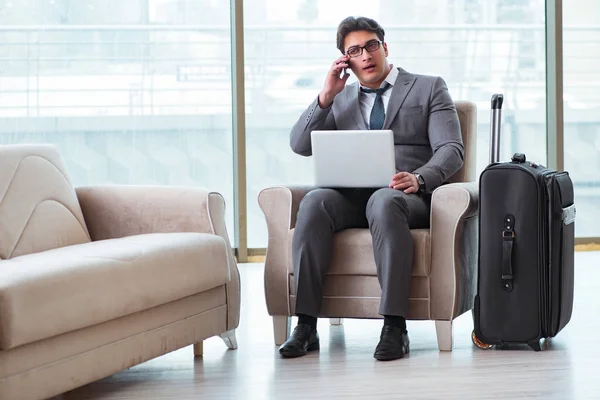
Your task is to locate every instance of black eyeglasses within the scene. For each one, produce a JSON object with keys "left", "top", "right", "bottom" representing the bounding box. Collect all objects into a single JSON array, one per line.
[{"left": 345, "top": 40, "right": 383, "bottom": 58}]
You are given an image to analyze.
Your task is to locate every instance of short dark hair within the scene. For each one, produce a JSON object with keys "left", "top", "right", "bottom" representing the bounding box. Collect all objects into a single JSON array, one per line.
[{"left": 336, "top": 16, "right": 385, "bottom": 54}]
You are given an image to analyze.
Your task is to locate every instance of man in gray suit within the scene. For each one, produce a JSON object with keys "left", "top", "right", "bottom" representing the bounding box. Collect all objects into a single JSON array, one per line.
[{"left": 279, "top": 16, "right": 464, "bottom": 361}]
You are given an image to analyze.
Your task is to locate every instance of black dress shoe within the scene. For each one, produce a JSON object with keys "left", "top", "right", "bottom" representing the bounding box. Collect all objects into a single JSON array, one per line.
[
  {"left": 374, "top": 325, "right": 410, "bottom": 361},
  {"left": 279, "top": 323, "right": 319, "bottom": 358}
]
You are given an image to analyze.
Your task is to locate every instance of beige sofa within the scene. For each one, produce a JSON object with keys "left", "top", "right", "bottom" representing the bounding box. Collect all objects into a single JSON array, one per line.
[
  {"left": 0, "top": 144, "right": 240, "bottom": 400},
  {"left": 258, "top": 100, "right": 478, "bottom": 352}
]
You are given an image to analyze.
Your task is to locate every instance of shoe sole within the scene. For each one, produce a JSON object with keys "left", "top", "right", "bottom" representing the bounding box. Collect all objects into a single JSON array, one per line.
[{"left": 279, "top": 342, "right": 320, "bottom": 358}]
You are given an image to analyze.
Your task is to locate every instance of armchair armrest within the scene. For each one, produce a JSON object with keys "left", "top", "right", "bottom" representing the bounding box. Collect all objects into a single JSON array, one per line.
[
  {"left": 429, "top": 181, "right": 479, "bottom": 321},
  {"left": 75, "top": 185, "right": 240, "bottom": 330},
  {"left": 257, "top": 185, "right": 316, "bottom": 316}
]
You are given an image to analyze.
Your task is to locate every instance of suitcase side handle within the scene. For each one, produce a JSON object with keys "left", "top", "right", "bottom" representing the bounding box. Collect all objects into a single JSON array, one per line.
[{"left": 502, "top": 214, "right": 515, "bottom": 292}]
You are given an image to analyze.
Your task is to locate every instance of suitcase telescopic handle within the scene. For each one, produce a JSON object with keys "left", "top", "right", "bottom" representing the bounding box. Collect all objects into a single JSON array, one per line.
[
  {"left": 491, "top": 94, "right": 504, "bottom": 110},
  {"left": 489, "top": 94, "right": 504, "bottom": 164}
]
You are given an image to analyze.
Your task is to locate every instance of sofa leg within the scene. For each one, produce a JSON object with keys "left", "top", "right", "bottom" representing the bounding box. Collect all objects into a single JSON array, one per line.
[
  {"left": 193, "top": 341, "right": 203, "bottom": 357},
  {"left": 220, "top": 329, "right": 238, "bottom": 350},
  {"left": 435, "top": 320, "right": 453, "bottom": 351},
  {"left": 273, "top": 315, "right": 291, "bottom": 346},
  {"left": 330, "top": 318, "right": 343, "bottom": 325}
]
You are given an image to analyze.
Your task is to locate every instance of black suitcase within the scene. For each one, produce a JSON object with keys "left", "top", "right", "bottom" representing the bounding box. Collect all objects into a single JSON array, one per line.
[{"left": 472, "top": 94, "right": 576, "bottom": 351}]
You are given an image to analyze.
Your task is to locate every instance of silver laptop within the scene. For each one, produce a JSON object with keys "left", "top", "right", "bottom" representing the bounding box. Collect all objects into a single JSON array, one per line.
[{"left": 311, "top": 130, "right": 395, "bottom": 188}]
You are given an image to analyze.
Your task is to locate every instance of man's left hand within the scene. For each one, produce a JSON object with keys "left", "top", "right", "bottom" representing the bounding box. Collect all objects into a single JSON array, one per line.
[{"left": 390, "top": 172, "right": 420, "bottom": 194}]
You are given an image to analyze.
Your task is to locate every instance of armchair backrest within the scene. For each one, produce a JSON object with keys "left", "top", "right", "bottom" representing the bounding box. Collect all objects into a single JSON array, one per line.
[
  {"left": 449, "top": 101, "right": 477, "bottom": 183},
  {"left": 0, "top": 144, "right": 91, "bottom": 259}
]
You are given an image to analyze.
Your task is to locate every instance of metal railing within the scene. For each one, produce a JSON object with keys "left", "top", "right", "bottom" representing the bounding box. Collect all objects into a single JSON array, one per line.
[
  {"left": 1, "top": 24, "right": 597, "bottom": 118},
  {"left": 1, "top": 24, "right": 599, "bottom": 240}
]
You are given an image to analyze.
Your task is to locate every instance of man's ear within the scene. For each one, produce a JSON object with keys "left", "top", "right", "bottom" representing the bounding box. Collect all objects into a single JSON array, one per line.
[{"left": 383, "top": 42, "right": 388, "bottom": 57}]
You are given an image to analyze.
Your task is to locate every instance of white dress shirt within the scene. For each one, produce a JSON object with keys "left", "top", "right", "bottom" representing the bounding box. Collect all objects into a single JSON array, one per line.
[{"left": 358, "top": 65, "right": 399, "bottom": 128}]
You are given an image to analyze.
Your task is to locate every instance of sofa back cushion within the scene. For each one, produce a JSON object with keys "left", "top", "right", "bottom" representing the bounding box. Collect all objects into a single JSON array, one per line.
[{"left": 0, "top": 144, "right": 91, "bottom": 259}]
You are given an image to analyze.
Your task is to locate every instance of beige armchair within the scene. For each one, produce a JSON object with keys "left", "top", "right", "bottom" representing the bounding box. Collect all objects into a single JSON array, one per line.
[{"left": 258, "top": 101, "right": 478, "bottom": 351}]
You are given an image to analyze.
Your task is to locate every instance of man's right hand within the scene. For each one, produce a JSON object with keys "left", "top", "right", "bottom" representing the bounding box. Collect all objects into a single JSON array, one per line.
[{"left": 318, "top": 55, "right": 350, "bottom": 108}]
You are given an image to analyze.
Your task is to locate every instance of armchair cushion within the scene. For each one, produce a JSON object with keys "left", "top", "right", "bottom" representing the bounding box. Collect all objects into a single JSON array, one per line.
[
  {"left": 287, "top": 228, "right": 431, "bottom": 277},
  {"left": 0, "top": 232, "right": 229, "bottom": 350}
]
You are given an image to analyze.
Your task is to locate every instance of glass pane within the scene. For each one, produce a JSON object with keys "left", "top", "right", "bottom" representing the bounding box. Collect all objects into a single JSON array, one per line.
[
  {"left": 0, "top": 0, "right": 235, "bottom": 243},
  {"left": 245, "top": 0, "right": 547, "bottom": 248},
  {"left": 563, "top": 2, "right": 600, "bottom": 238}
]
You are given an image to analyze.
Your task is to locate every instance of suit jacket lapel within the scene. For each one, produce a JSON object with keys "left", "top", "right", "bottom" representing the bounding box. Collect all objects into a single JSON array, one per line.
[
  {"left": 384, "top": 68, "right": 416, "bottom": 129},
  {"left": 345, "top": 84, "right": 367, "bottom": 130}
]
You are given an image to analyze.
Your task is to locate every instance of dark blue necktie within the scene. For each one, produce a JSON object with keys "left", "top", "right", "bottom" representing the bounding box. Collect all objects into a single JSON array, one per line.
[{"left": 360, "top": 83, "right": 391, "bottom": 130}]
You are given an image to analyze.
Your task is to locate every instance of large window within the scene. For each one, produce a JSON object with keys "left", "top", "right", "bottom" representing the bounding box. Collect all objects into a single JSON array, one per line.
[
  {"left": 0, "top": 0, "right": 235, "bottom": 242},
  {"left": 563, "top": 1, "right": 600, "bottom": 238},
  {"left": 245, "top": 0, "right": 548, "bottom": 247},
  {"left": 1, "top": 1, "right": 593, "bottom": 252}
]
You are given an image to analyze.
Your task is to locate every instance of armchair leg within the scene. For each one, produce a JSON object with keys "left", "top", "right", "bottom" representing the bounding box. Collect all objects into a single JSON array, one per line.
[
  {"left": 330, "top": 318, "right": 343, "bottom": 325},
  {"left": 193, "top": 341, "right": 203, "bottom": 357},
  {"left": 273, "top": 315, "right": 291, "bottom": 346},
  {"left": 220, "top": 329, "right": 238, "bottom": 350},
  {"left": 435, "top": 320, "right": 453, "bottom": 351}
]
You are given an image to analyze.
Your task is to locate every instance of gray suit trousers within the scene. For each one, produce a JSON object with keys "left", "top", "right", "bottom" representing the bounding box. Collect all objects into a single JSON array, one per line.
[{"left": 292, "top": 187, "right": 430, "bottom": 319}]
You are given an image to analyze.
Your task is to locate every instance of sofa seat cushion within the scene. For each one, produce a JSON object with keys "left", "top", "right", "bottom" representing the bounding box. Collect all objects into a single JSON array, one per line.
[
  {"left": 287, "top": 228, "right": 431, "bottom": 277},
  {"left": 0, "top": 232, "right": 230, "bottom": 350}
]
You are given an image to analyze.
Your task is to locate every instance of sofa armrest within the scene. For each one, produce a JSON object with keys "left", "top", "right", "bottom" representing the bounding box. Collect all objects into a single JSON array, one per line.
[
  {"left": 75, "top": 185, "right": 240, "bottom": 330},
  {"left": 429, "top": 182, "right": 479, "bottom": 321},
  {"left": 76, "top": 185, "right": 217, "bottom": 239},
  {"left": 257, "top": 185, "right": 316, "bottom": 316}
]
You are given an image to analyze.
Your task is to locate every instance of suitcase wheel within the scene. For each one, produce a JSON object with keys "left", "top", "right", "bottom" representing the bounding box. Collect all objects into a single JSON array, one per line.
[{"left": 471, "top": 331, "right": 493, "bottom": 350}]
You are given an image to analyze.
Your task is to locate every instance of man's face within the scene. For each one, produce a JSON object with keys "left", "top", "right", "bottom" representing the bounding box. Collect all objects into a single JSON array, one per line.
[{"left": 343, "top": 30, "right": 390, "bottom": 89}]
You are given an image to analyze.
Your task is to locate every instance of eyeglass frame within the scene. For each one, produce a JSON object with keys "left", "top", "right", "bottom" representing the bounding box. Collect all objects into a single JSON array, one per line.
[{"left": 345, "top": 39, "right": 384, "bottom": 58}]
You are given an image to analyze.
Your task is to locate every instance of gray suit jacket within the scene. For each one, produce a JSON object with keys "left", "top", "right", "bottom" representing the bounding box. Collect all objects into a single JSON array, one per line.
[{"left": 289, "top": 67, "right": 464, "bottom": 194}]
